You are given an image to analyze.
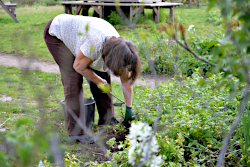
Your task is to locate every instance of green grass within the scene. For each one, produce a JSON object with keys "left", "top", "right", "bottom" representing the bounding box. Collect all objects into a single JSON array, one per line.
[
  {"left": 0, "top": 65, "right": 125, "bottom": 132},
  {"left": 0, "top": 5, "right": 221, "bottom": 63},
  {"left": 0, "top": 65, "right": 130, "bottom": 165}
]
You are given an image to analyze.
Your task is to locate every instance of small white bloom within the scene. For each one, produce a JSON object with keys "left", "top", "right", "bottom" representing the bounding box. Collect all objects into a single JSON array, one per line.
[
  {"left": 127, "top": 122, "right": 162, "bottom": 167},
  {"left": 187, "top": 25, "right": 195, "bottom": 32}
]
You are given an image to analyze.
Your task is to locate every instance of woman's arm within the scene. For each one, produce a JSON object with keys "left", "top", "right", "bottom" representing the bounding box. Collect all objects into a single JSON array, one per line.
[
  {"left": 120, "top": 72, "right": 133, "bottom": 107},
  {"left": 73, "top": 50, "right": 105, "bottom": 85}
]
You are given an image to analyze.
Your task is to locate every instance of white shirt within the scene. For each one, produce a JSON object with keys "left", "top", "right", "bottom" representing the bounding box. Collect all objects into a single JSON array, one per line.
[{"left": 49, "top": 14, "right": 120, "bottom": 72}]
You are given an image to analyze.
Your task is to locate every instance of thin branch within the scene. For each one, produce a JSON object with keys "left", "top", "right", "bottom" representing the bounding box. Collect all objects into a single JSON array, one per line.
[
  {"left": 173, "top": 35, "right": 216, "bottom": 67},
  {"left": 183, "top": 145, "right": 202, "bottom": 150},
  {"left": 0, "top": 117, "right": 12, "bottom": 127},
  {"left": 216, "top": 82, "right": 250, "bottom": 167}
]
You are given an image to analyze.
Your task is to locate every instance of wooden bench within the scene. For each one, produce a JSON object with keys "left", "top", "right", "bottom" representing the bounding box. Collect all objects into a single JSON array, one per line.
[
  {"left": 180, "top": 0, "right": 199, "bottom": 7},
  {"left": 59, "top": 1, "right": 183, "bottom": 23},
  {"left": 0, "top": 0, "right": 19, "bottom": 23}
]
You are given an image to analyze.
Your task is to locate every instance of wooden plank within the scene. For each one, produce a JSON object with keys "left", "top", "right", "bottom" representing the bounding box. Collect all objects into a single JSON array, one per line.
[
  {"left": 70, "top": 0, "right": 162, "bottom": 2},
  {"left": 0, "top": 0, "right": 19, "bottom": 23},
  {"left": 59, "top": 1, "right": 183, "bottom": 7},
  {"left": 59, "top": 1, "right": 183, "bottom": 23}
]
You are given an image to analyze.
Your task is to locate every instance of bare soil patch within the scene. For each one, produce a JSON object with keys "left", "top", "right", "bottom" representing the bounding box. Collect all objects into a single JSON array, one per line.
[{"left": 0, "top": 53, "right": 169, "bottom": 87}]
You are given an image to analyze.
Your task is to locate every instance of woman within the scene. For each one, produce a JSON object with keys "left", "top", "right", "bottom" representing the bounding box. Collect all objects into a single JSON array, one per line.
[{"left": 43, "top": 14, "right": 141, "bottom": 143}]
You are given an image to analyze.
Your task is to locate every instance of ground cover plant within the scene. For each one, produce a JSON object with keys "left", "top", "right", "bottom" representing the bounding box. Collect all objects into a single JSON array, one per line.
[{"left": 1, "top": 0, "right": 250, "bottom": 166}]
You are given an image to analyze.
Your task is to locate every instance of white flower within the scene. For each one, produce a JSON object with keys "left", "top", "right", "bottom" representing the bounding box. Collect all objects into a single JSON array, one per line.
[
  {"left": 187, "top": 25, "right": 195, "bottom": 32},
  {"left": 127, "top": 122, "right": 162, "bottom": 167}
]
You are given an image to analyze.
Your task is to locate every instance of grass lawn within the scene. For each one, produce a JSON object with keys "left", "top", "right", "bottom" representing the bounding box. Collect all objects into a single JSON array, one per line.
[
  {"left": 0, "top": 65, "right": 128, "bottom": 165},
  {"left": 0, "top": 5, "right": 221, "bottom": 62}
]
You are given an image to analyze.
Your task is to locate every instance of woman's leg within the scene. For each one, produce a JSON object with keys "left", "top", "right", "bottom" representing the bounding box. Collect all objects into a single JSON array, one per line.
[
  {"left": 44, "top": 19, "right": 85, "bottom": 136},
  {"left": 88, "top": 70, "right": 115, "bottom": 124}
]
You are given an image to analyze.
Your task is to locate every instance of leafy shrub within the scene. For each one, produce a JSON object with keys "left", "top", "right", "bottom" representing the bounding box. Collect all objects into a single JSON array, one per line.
[
  {"left": 141, "top": 35, "right": 217, "bottom": 76},
  {"left": 90, "top": 71, "right": 243, "bottom": 166},
  {"left": 132, "top": 71, "right": 241, "bottom": 166},
  {"left": 206, "top": 10, "right": 222, "bottom": 26},
  {"left": 107, "top": 11, "right": 125, "bottom": 25}
]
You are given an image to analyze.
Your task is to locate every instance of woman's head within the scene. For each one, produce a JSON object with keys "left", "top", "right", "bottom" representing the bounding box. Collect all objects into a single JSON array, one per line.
[{"left": 102, "top": 37, "right": 141, "bottom": 84}]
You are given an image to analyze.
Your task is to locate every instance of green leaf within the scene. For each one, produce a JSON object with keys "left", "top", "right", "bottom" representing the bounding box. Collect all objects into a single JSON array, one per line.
[
  {"left": 106, "top": 150, "right": 111, "bottom": 157},
  {"left": 206, "top": 0, "right": 216, "bottom": 12},
  {"left": 16, "top": 118, "right": 33, "bottom": 128},
  {"left": 246, "top": 46, "right": 250, "bottom": 54},
  {"left": 77, "top": 32, "right": 84, "bottom": 36},
  {"left": 236, "top": 68, "right": 247, "bottom": 82},
  {"left": 85, "top": 24, "right": 89, "bottom": 31}
]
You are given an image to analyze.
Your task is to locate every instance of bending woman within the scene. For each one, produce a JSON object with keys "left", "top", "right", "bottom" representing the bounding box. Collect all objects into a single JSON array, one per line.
[{"left": 43, "top": 14, "right": 141, "bottom": 143}]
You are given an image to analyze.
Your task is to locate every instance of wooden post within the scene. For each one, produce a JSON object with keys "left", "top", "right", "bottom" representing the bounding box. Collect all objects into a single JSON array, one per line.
[
  {"left": 64, "top": 4, "right": 72, "bottom": 14},
  {"left": 170, "top": 6, "right": 175, "bottom": 22},
  {"left": 9, "top": 6, "right": 16, "bottom": 17},
  {"left": 76, "top": 5, "right": 82, "bottom": 15},
  {"left": 0, "top": 0, "right": 19, "bottom": 23},
  {"left": 130, "top": 6, "right": 133, "bottom": 23},
  {"left": 100, "top": 6, "right": 103, "bottom": 18},
  {"left": 153, "top": 6, "right": 160, "bottom": 23}
]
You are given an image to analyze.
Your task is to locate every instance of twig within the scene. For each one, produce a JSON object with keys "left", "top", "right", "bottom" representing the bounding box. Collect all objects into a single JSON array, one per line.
[
  {"left": 173, "top": 35, "right": 216, "bottom": 67},
  {"left": 92, "top": 152, "right": 106, "bottom": 156},
  {"left": 183, "top": 145, "right": 202, "bottom": 150},
  {"left": 0, "top": 117, "right": 12, "bottom": 127},
  {"left": 216, "top": 63, "right": 250, "bottom": 167}
]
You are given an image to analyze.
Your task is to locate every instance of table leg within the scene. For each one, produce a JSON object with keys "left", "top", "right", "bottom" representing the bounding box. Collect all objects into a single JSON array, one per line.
[
  {"left": 76, "top": 5, "right": 82, "bottom": 15},
  {"left": 64, "top": 4, "right": 72, "bottom": 14},
  {"left": 100, "top": 6, "right": 103, "bottom": 18},
  {"left": 170, "top": 6, "right": 175, "bottom": 22},
  {"left": 153, "top": 6, "right": 160, "bottom": 23},
  {"left": 9, "top": 6, "right": 16, "bottom": 17},
  {"left": 63, "top": 4, "right": 68, "bottom": 14},
  {"left": 130, "top": 6, "right": 133, "bottom": 23}
]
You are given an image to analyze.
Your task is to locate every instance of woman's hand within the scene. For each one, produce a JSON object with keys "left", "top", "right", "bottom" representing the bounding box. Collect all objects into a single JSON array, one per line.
[
  {"left": 97, "top": 81, "right": 111, "bottom": 94},
  {"left": 73, "top": 50, "right": 105, "bottom": 85}
]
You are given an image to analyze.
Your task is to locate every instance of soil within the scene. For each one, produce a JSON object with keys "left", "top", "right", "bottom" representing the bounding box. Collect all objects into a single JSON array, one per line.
[
  {"left": 62, "top": 126, "right": 128, "bottom": 165},
  {"left": 0, "top": 52, "right": 170, "bottom": 87}
]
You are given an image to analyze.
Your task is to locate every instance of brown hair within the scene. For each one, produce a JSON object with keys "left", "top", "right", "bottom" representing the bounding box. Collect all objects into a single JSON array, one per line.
[{"left": 102, "top": 37, "right": 141, "bottom": 84}]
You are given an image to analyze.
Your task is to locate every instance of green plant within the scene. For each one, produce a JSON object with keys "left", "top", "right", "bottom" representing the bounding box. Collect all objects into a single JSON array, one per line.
[
  {"left": 240, "top": 109, "right": 250, "bottom": 166},
  {"left": 0, "top": 117, "right": 50, "bottom": 167},
  {"left": 206, "top": 10, "right": 222, "bottom": 26},
  {"left": 107, "top": 11, "right": 125, "bottom": 25},
  {"left": 64, "top": 152, "right": 83, "bottom": 167}
]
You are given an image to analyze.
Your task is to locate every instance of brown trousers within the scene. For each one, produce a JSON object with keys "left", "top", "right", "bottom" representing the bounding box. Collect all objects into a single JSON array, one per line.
[{"left": 44, "top": 19, "right": 114, "bottom": 136}]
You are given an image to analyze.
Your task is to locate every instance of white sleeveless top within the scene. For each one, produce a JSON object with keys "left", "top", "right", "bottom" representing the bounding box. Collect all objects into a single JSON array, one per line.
[{"left": 49, "top": 14, "right": 120, "bottom": 72}]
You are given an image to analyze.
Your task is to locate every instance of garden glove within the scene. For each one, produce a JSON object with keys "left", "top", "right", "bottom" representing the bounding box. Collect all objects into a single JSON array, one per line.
[
  {"left": 124, "top": 106, "right": 135, "bottom": 127},
  {"left": 97, "top": 80, "right": 111, "bottom": 94}
]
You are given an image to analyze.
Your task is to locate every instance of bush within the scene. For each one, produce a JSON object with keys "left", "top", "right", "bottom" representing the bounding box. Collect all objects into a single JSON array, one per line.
[
  {"left": 206, "top": 10, "right": 222, "bottom": 26},
  {"left": 107, "top": 11, "right": 125, "bottom": 25},
  {"left": 140, "top": 35, "right": 218, "bottom": 76}
]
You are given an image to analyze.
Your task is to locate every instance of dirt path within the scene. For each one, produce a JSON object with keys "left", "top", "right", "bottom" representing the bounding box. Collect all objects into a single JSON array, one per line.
[{"left": 0, "top": 52, "right": 169, "bottom": 87}]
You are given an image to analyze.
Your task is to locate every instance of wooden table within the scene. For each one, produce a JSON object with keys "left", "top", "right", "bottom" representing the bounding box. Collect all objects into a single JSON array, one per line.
[
  {"left": 59, "top": 1, "right": 183, "bottom": 23},
  {"left": 0, "top": 0, "right": 19, "bottom": 23}
]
